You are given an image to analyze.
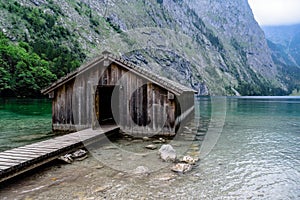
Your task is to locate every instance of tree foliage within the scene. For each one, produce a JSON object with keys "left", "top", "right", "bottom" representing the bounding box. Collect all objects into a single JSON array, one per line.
[
  {"left": 0, "top": 1, "right": 87, "bottom": 97},
  {"left": 0, "top": 32, "right": 57, "bottom": 97}
]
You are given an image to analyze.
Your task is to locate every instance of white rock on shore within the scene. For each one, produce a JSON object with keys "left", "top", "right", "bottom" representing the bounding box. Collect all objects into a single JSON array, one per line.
[{"left": 158, "top": 144, "right": 176, "bottom": 162}]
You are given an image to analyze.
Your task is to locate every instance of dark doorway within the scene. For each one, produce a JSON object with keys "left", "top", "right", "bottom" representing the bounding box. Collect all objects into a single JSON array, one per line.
[{"left": 96, "top": 86, "right": 119, "bottom": 125}]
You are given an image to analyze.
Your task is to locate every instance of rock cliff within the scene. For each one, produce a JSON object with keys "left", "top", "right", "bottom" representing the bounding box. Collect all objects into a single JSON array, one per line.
[{"left": 0, "top": 0, "right": 295, "bottom": 95}]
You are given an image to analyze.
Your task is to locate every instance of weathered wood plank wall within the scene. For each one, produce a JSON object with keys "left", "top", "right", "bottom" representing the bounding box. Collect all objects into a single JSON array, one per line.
[{"left": 52, "top": 61, "right": 194, "bottom": 136}]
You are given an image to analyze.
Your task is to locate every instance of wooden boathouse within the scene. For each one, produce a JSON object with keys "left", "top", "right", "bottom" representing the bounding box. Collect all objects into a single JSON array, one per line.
[{"left": 42, "top": 51, "right": 196, "bottom": 136}]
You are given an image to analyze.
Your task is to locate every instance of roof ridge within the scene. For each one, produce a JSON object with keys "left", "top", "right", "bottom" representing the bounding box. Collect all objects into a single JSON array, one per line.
[
  {"left": 108, "top": 54, "right": 196, "bottom": 93},
  {"left": 42, "top": 52, "right": 196, "bottom": 95}
]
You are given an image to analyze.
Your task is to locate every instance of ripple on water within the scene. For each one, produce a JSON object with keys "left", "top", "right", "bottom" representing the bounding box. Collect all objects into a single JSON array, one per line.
[{"left": 0, "top": 97, "right": 299, "bottom": 199}]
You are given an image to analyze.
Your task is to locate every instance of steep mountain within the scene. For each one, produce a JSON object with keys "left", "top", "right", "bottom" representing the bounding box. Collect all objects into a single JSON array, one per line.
[
  {"left": 0, "top": 0, "right": 295, "bottom": 96},
  {"left": 262, "top": 24, "right": 300, "bottom": 93},
  {"left": 263, "top": 24, "right": 300, "bottom": 67}
]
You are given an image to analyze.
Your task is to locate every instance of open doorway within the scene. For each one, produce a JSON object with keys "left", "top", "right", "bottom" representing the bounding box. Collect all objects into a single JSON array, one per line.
[{"left": 96, "top": 85, "right": 119, "bottom": 125}]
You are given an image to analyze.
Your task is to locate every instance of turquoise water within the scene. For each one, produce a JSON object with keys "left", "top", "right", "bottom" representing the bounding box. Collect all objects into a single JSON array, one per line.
[
  {"left": 0, "top": 98, "right": 53, "bottom": 152},
  {"left": 191, "top": 96, "right": 300, "bottom": 199},
  {"left": 0, "top": 97, "right": 299, "bottom": 199}
]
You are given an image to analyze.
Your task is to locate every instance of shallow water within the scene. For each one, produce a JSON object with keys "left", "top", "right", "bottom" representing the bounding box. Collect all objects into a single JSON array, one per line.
[{"left": 0, "top": 97, "right": 299, "bottom": 199}]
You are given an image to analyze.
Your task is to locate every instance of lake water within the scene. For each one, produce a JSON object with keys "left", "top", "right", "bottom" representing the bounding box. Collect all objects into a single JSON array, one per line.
[
  {"left": 0, "top": 98, "right": 53, "bottom": 152},
  {"left": 0, "top": 97, "right": 299, "bottom": 199}
]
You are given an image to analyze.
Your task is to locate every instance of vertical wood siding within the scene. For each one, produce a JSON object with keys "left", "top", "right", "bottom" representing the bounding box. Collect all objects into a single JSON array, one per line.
[{"left": 52, "top": 61, "right": 194, "bottom": 136}]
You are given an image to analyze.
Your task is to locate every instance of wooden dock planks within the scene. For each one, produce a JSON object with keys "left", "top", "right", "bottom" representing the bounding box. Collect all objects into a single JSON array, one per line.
[{"left": 0, "top": 125, "right": 119, "bottom": 183}]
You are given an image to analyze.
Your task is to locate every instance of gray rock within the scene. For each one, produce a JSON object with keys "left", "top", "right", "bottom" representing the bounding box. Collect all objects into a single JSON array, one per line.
[{"left": 158, "top": 144, "right": 176, "bottom": 162}]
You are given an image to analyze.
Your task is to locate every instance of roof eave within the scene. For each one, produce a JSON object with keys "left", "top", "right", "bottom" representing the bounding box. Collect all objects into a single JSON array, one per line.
[{"left": 41, "top": 56, "right": 105, "bottom": 94}]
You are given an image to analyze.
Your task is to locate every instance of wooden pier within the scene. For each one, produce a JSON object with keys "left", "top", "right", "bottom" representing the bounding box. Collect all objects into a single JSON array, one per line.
[{"left": 0, "top": 125, "right": 119, "bottom": 183}]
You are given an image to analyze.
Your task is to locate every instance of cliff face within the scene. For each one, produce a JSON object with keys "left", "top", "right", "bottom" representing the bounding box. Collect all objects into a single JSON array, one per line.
[
  {"left": 189, "top": 0, "right": 277, "bottom": 76},
  {"left": 262, "top": 24, "right": 300, "bottom": 92},
  {"left": 263, "top": 24, "right": 300, "bottom": 67},
  {"left": 0, "top": 0, "right": 293, "bottom": 95}
]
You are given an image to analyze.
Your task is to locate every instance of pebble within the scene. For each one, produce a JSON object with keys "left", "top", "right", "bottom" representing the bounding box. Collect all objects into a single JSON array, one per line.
[
  {"left": 152, "top": 140, "right": 162, "bottom": 144},
  {"left": 103, "top": 146, "right": 118, "bottom": 150},
  {"left": 131, "top": 166, "right": 149, "bottom": 175},
  {"left": 171, "top": 163, "right": 192, "bottom": 173},
  {"left": 72, "top": 149, "right": 87, "bottom": 159},
  {"left": 143, "top": 136, "right": 151, "bottom": 141},
  {"left": 198, "top": 129, "right": 207, "bottom": 132},
  {"left": 189, "top": 146, "right": 200, "bottom": 151},
  {"left": 187, "top": 151, "right": 200, "bottom": 157},
  {"left": 58, "top": 154, "right": 73, "bottom": 164},
  {"left": 93, "top": 185, "right": 111, "bottom": 193},
  {"left": 159, "top": 138, "right": 166, "bottom": 143},
  {"left": 132, "top": 139, "right": 143, "bottom": 143},
  {"left": 184, "top": 126, "right": 192, "bottom": 132},
  {"left": 195, "top": 136, "right": 204, "bottom": 141},
  {"left": 154, "top": 173, "right": 177, "bottom": 181},
  {"left": 196, "top": 132, "right": 206, "bottom": 137},
  {"left": 190, "top": 144, "right": 199, "bottom": 148},
  {"left": 181, "top": 155, "right": 199, "bottom": 165},
  {"left": 172, "top": 143, "right": 182, "bottom": 147},
  {"left": 145, "top": 144, "right": 158, "bottom": 150},
  {"left": 94, "top": 165, "right": 104, "bottom": 169}
]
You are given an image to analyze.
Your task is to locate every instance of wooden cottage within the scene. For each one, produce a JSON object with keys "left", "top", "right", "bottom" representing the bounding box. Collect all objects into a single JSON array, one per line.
[{"left": 42, "top": 51, "right": 196, "bottom": 136}]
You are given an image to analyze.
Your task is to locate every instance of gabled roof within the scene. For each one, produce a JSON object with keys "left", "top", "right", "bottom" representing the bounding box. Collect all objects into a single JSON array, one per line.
[{"left": 41, "top": 51, "right": 197, "bottom": 95}]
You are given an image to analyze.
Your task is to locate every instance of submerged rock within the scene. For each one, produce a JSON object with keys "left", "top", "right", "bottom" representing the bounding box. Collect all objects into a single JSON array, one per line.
[
  {"left": 58, "top": 154, "right": 73, "bottom": 164},
  {"left": 145, "top": 144, "right": 158, "bottom": 150},
  {"left": 154, "top": 173, "right": 177, "bottom": 181},
  {"left": 159, "top": 138, "right": 166, "bottom": 143},
  {"left": 158, "top": 144, "right": 176, "bottom": 162},
  {"left": 93, "top": 185, "right": 111, "bottom": 193},
  {"left": 132, "top": 139, "right": 143, "bottom": 143},
  {"left": 58, "top": 149, "right": 88, "bottom": 163},
  {"left": 72, "top": 149, "right": 87, "bottom": 158},
  {"left": 132, "top": 166, "right": 150, "bottom": 175},
  {"left": 152, "top": 140, "right": 163, "bottom": 144},
  {"left": 171, "top": 163, "right": 192, "bottom": 173},
  {"left": 184, "top": 126, "right": 192, "bottom": 132},
  {"left": 196, "top": 132, "right": 206, "bottom": 137},
  {"left": 142, "top": 136, "right": 151, "bottom": 141},
  {"left": 181, "top": 155, "right": 199, "bottom": 165}
]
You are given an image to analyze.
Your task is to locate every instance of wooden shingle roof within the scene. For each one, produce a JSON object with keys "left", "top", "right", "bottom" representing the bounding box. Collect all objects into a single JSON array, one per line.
[{"left": 41, "top": 51, "right": 197, "bottom": 95}]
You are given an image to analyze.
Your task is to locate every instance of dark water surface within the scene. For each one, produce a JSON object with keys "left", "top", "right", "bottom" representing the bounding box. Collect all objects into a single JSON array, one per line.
[
  {"left": 0, "top": 98, "right": 53, "bottom": 152},
  {"left": 0, "top": 97, "right": 299, "bottom": 199}
]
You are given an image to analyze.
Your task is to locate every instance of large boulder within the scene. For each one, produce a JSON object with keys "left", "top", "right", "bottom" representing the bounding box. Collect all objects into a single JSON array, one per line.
[{"left": 158, "top": 144, "right": 176, "bottom": 162}]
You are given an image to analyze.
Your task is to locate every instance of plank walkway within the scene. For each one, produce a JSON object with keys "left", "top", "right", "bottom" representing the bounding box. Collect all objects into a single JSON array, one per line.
[{"left": 0, "top": 125, "right": 119, "bottom": 183}]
